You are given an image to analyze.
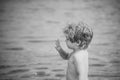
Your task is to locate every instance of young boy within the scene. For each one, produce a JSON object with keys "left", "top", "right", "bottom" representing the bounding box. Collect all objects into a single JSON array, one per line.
[{"left": 55, "top": 22, "right": 93, "bottom": 80}]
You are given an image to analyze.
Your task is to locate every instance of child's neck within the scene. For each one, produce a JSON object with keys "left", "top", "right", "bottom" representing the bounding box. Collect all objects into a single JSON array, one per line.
[
  {"left": 73, "top": 47, "right": 87, "bottom": 53},
  {"left": 70, "top": 47, "right": 87, "bottom": 57},
  {"left": 69, "top": 49, "right": 81, "bottom": 57}
]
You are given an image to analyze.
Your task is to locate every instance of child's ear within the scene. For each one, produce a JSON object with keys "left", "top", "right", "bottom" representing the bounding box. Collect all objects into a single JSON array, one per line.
[{"left": 77, "top": 40, "right": 81, "bottom": 45}]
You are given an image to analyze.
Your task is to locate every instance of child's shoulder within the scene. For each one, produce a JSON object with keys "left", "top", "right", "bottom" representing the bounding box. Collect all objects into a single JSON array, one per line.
[
  {"left": 73, "top": 50, "right": 88, "bottom": 61},
  {"left": 74, "top": 50, "right": 88, "bottom": 55}
]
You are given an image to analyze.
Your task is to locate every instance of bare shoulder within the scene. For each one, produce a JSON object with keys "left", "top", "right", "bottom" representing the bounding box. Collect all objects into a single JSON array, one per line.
[{"left": 73, "top": 50, "right": 88, "bottom": 63}]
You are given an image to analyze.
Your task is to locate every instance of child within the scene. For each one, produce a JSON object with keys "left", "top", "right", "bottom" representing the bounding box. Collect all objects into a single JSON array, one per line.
[{"left": 55, "top": 22, "right": 93, "bottom": 80}]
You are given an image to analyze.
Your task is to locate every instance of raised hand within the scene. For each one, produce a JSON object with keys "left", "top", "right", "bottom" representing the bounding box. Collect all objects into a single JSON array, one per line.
[
  {"left": 55, "top": 39, "right": 69, "bottom": 60},
  {"left": 55, "top": 39, "right": 61, "bottom": 50}
]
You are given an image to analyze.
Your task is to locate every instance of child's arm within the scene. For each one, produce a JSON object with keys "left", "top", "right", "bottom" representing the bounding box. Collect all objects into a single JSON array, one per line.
[
  {"left": 74, "top": 53, "right": 88, "bottom": 80},
  {"left": 55, "top": 40, "right": 69, "bottom": 60}
]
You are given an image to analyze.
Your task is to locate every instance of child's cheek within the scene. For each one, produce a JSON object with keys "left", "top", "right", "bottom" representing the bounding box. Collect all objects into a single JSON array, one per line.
[{"left": 68, "top": 42, "right": 73, "bottom": 49}]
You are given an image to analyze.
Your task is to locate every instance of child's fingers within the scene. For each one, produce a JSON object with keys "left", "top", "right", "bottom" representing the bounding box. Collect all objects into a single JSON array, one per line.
[
  {"left": 55, "top": 39, "right": 59, "bottom": 43},
  {"left": 55, "top": 46, "right": 57, "bottom": 49},
  {"left": 55, "top": 39, "right": 60, "bottom": 46},
  {"left": 55, "top": 46, "right": 59, "bottom": 51},
  {"left": 56, "top": 39, "right": 59, "bottom": 43},
  {"left": 55, "top": 40, "right": 61, "bottom": 49},
  {"left": 55, "top": 40, "right": 58, "bottom": 46},
  {"left": 57, "top": 40, "right": 60, "bottom": 44},
  {"left": 55, "top": 46, "right": 60, "bottom": 51}
]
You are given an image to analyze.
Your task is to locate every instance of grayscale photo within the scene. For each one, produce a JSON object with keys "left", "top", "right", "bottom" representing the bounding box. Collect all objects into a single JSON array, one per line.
[{"left": 0, "top": 0, "right": 120, "bottom": 80}]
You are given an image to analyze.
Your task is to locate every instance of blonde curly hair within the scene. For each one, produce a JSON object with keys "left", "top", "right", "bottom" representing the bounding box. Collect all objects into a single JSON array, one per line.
[{"left": 63, "top": 22, "right": 93, "bottom": 49}]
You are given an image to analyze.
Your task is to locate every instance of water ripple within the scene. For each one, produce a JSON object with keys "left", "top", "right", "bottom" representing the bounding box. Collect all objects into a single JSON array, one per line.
[
  {"left": 44, "top": 79, "right": 60, "bottom": 80},
  {"left": 4, "top": 47, "right": 24, "bottom": 51},
  {"left": 0, "top": 65, "right": 27, "bottom": 70},
  {"left": 52, "top": 69, "right": 64, "bottom": 72},
  {"left": 27, "top": 40, "right": 45, "bottom": 43},
  {"left": 35, "top": 67, "right": 48, "bottom": 70},
  {"left": 7, "top": 69, "right": 30, "bottom": 74},
  {"left": 0, "top": 65, "right": 13, "bottom": 69},
  {"left": 55, "top": 74, "right": 65, "bottom": 77},
  {"left": 20, "top": 74, "right": 35, "bottom": 78},
  {"left": 110, "top": 59, "right": 120, "bottom": 64},
  {"left": 89, "top": 63, "right": 105, "bottom": 67},
  {"left": 36, "top": 71, "right": 50, "bottom": 77},
  {"left": 89, "top": 74, "right": 120, "bottom": 77},
  {"left": 35, "top": 63, "right": 51, "bottom": 65}
]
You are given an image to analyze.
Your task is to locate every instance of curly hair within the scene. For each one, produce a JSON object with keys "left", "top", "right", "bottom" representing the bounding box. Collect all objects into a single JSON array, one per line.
[{"left": 63, "top": 22, "right": 93, "bottom": 49}]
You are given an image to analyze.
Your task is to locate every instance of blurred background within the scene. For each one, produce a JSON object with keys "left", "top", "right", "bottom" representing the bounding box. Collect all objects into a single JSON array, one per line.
[{"left": 0, "top": 0, "right": 120, "bottom": 80}]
